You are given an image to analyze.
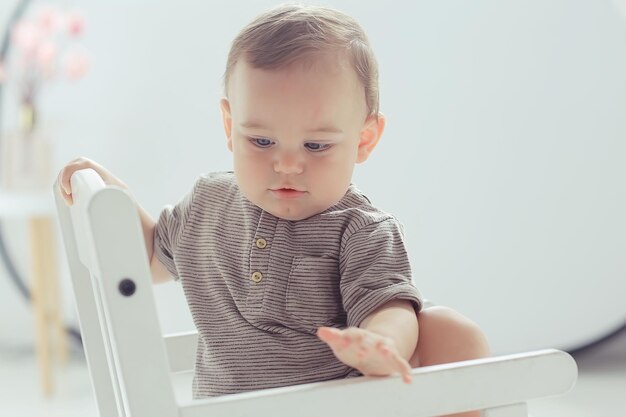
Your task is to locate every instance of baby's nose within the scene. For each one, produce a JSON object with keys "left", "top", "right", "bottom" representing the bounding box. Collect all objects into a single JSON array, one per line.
[{"left": 273, "top": 151, "right": 304, "bottom": 174}]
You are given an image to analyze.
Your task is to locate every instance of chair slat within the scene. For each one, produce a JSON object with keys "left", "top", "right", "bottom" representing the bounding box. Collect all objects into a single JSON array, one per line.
[{"left": 164, "top": 331, "right": 198, "bottom": 373}]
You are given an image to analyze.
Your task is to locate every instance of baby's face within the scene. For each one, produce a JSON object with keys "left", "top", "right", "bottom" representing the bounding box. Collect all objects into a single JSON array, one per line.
[{"left": 221, "top": 54, "right": 382, "bottom": 221}]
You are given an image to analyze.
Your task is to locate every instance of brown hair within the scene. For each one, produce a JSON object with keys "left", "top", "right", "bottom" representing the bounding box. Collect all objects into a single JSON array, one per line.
[{"left": 223, "top": 4, "right": 380, "bottom": 116}]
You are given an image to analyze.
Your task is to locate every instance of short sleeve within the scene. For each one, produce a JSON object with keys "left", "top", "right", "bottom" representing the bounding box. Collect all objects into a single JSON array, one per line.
[
  {"left": 339, "top": 218, "right": 422, "bottom": 328},
  {"left": 153, "top": 181, "right": 197, "bottom": 281}
]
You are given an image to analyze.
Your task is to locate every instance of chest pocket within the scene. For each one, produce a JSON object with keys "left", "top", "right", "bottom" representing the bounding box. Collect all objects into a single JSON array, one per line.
[{"left": 285, "top": 256, "right": 344, "bottom": 330}]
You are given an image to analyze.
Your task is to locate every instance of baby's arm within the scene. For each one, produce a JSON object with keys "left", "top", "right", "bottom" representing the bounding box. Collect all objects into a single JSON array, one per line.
[
  {"left": 360, "top": 300, "right": 418, "bottom": 361},
  {"left": 57, "top": 157, "right": 172, "bottom": 283},
  {"left": 317, "top": 299, "right": 418, "bottom": 383}
]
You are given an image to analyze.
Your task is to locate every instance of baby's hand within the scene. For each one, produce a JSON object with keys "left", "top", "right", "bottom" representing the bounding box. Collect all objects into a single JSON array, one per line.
[
  {"left": 57, "top": 157, "right": 127, "bottom": 206},
  {"left": 317, "top": 326, "right": 413, "bottom": 384}
]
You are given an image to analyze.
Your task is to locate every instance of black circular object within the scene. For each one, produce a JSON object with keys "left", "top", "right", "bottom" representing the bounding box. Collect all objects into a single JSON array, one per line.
[{"left": 118, "top": 279, "right": 136, "bottom": 296}]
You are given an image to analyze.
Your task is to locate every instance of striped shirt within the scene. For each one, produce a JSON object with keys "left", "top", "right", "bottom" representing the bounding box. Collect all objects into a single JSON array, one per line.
[{"left": 154, "top": 172, "right": 422, "bottom": 398}]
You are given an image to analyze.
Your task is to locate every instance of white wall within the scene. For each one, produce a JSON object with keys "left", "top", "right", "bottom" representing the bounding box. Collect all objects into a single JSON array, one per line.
[{"left": 1, "top": 0, "right": 625, "bottom": 354}]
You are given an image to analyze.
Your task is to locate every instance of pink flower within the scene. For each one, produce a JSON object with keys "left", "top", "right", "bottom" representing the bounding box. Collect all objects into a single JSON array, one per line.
[
  {"left": 11, "top": 20, "right": 42, "bottom": 55},
  {"left": 4, "top": 6, "right": 90, "bottom": 103},
  {"left": 35, "top": 6, "right": 60, "bottom": 36},
  {"left": 65, "top": 11, "right": 85, "bottom": 37},
  {"left": 37, "top": 40, "right": 57, "bottom": 67},
  {"left": 63, "top": 50, "right": 90, "bottom": 80}
]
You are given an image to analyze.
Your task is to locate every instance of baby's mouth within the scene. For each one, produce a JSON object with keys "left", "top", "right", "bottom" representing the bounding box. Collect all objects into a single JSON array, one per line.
[{"left": 270, "top": 188, "right": 306, "bottom": 199}]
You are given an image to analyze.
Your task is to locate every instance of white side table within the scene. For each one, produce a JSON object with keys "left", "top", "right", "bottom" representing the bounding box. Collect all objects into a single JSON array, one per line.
[{"left": 0, "top": 188, "right": 68, "bottom": 396}]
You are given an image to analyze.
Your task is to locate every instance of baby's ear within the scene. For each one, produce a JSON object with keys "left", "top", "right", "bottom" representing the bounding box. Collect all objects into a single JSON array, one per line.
[
  {"left": 356, "top": 113, "right": 386, "bottom": 163},
  {"left": 220, "top": 98, "right": 233, "bottom": 151}
]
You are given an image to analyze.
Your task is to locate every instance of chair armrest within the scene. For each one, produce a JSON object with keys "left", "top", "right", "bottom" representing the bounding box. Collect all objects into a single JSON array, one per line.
[{"left": 178, "top": 349, "right": 577, "bottom": 417}]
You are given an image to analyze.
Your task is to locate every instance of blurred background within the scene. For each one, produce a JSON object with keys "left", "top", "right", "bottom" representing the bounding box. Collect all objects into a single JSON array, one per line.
[{"left": 0, "top": 1, "right": 624, "bottom": 416}]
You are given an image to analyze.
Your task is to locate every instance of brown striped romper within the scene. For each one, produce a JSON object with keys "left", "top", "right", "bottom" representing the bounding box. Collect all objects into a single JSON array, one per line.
[{"left": 154, "top": 172, "right": 422, "bottom": 399}]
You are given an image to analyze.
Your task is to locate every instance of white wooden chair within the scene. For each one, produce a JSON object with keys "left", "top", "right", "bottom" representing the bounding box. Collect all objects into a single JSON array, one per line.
[{"left": 53, "top": 168, "right": 578, "bottom": 417}]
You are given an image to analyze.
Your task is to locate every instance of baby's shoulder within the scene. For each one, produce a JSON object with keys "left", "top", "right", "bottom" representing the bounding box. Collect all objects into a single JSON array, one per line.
[
  {"left": 324, "top": 186, "right": 400, "bottom": 236},
  {"left": 190, "top": 171, "right": 239, "bottom": 200},
  {"left": 181, "top": 171, "right": 242, "bottom": 214},
  {"left": 195, "top": 171, "right": 237, "bottom": 192}
]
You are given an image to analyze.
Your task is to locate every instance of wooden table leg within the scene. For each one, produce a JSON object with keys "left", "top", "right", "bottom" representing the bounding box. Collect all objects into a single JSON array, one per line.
[
  {"left": 42, "top": 216, "right": 69, "bottom": 365},
  {"left": 29, "top": 216, "right": 68, "bottom": 396},
  {"left": 30, "top": 216, "right": 53, "bottom": 396}
]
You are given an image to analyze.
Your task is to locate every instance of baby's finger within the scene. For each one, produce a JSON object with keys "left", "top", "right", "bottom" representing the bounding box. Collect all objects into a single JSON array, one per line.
[
  {"left": 57, "top": 168, "right": 70, "bottom": 191},
  {"left": 58, "top": 174, "right": 73, "bottom": 205},
  {"left": 340, "top": 333, "right": 353, "bottom": 348},
  {"left": 317, "top": 327, "right": 342, "bottom": 345},
  {"left": 63, "top": 189, "right": 74, "bottom": 205},
  {"left": 318, "top": 327, "right": 354, "bottom": 353},
  {"left": 391, "top": 353, "right": 413, "bottom": 384},
  {"left": 357, "top": 344, "right": 369, "bottom": 359},
  {"left": 62, "top": 181, "right": 71, "bottom": 196},
  {"left": 376, "top": 340, "right": 391, "bottom": 357}
]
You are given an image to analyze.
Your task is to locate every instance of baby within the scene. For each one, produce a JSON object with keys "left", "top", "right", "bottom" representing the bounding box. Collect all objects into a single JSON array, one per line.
[{"left": 58, "top": 4, "right": 489, "bottom": 417}]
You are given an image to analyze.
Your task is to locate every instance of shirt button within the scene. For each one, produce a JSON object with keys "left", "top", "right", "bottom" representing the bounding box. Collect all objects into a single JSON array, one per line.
[
  {"left": 251, "top": 271, "right": 263, "bottom": 283},
  {"left": 255, "top": 238, "right": 267, "bottom": 249}
]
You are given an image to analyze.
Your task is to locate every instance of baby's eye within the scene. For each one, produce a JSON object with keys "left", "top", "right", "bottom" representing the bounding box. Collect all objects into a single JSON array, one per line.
[
  {"left": 249, "top": 137, "right": 274, "bottom": 148},
  {"left": 304, "top": 142, "right": 332, "bottom": 152}
]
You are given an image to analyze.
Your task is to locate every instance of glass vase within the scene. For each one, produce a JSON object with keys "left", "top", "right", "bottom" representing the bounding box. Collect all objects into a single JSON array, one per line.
[{"left": 0, "top": 104, "right": 54, "bottom": 191}]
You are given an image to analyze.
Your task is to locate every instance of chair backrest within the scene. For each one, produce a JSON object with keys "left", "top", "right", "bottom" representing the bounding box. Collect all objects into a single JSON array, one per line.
[{"left": 54, "top": 169, "right": 178, "bottom": 417}]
